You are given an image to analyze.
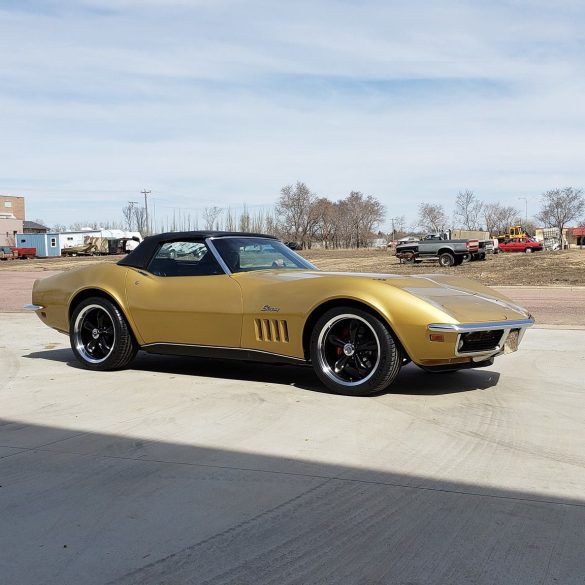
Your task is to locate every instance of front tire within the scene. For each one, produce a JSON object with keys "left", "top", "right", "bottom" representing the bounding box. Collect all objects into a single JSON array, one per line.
[
  {"left": 525, "top": 247, "right": 533, "bottom": 253},
  {"left": 402, "top": 252, "right": 416, "bottom": 264},
  {"left": 310, "top": 307, "right": 401, "bottom": 396},
  {"left": 70, "top": 297, "right": 137, "bottom": 370}
]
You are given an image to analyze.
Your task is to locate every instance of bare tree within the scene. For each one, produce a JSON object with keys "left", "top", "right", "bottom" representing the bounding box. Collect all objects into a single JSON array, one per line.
[
  {"left": 454, "top": 190, "right": 484, "bottom": 230},
  {"left": 251, "top": 210, "right": 265, "bottom": 233},
  {"left": 239, "top": 204, "right": 251, "bottom": 232},
  {"left": 345, "top": 191, "right": 385, "bottom": 248},
  {"left": 203, "top": 206, "right": 222, "bottom": 230},
  {"left": 418, "top": 203, "right": 448, "bottom": 234},
  {"left": 52, "top": 223, "right": 67, "bottom": 233},
  {"left": 276, "top": 181, "right": 319, "bottom": 248},
  {"left": 224, "top": 208, "right": 236, "bottom": 232},
  {"left": 122, "top": 204, "right": 136, "bottom": 231},
  {"left": 313, "top": 197, "right": 338, "bottom": 248},
  {"left": 521, "top": 219, "right": 538, "bottom": 237},
  {"left": 133, "top": 206, "right": 148, "bottom": 235},
  {"left": 483, "top": 203, "right": 519, "bottom": 235},
  {"left": 536, "top": 187, "right": 585, "bottom": 244},
  {"left": 346, "top": 192, "right": 364, "bottom": 247},
  {"left": 121, "top": 203, "right": 149, "bottom": 234},
  {"left": 264, "top": 211, "right": 278, "bottom": 237},
  {"left": 336, "top": 198, "right": 354, "bottom": 247}
]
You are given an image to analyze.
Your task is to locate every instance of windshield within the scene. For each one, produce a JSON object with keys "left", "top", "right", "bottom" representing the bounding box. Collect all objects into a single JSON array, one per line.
[{"left": 211, "top": 237, "right": 317, "bottom": 273}]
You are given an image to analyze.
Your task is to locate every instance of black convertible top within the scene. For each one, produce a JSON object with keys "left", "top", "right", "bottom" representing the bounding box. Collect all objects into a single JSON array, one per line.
[{"left": 118, "top": 231, "right": 278, "bottom": 270}]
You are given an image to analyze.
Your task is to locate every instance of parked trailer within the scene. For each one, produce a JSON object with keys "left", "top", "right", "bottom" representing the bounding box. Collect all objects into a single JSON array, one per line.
[
  {"left": 61, "top": 242, "right": 97, "bottom": 256},
  {"left": 11, "top": 247, "right": 37, "bottom": 259}
]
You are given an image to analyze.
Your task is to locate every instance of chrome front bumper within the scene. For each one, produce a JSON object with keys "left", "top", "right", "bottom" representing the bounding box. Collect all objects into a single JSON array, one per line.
[{"left": 427, "top": 318, "right": 535, "bottom": 358}]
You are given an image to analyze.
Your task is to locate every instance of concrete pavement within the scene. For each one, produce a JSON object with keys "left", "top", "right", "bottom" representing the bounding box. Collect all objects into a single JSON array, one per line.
[{"left": 1, "top": 313, "right": 584, "bottom": 584}]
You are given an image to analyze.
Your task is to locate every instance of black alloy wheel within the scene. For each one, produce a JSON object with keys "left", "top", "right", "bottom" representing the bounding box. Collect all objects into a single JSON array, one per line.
[
  {"left": 70, "top": 297, "right": 137, "bottom": 370},
  {"left": 310, "top": 307, "right": 402, "bottom": 396}
]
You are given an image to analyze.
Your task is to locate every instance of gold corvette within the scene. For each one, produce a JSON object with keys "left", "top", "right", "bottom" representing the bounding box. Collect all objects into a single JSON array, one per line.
[{"left": 29, "top": 231, "right": 534, "bottom": 396}]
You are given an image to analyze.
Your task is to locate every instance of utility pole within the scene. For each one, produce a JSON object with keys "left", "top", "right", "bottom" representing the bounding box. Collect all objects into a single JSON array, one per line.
[
  {"left": 141, "top": 189, "right": 151, "bottom": 235},
  {"left": 389, "top": 217, "right": 400, "bottom": 243}
]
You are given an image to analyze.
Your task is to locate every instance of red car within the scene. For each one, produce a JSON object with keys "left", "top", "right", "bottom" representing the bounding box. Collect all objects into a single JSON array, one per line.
[{"left": 497, "top": 238, "right": 543, "bottom": 253}]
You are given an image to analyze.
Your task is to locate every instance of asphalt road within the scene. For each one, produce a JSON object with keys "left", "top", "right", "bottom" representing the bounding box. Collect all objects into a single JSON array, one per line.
[{"left": 1, "top": 314, "right": 584, "bottom": 585}]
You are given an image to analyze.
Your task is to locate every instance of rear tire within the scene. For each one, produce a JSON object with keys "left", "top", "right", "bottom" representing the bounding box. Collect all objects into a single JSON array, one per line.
[
  {"left": 438, "top": 252, "right": 455, "bottom": 267},
  {"left": 310, "top": 307, "right": 401, "bottom": 396},
  {"left": 70, "top": 297, "right": 137, "bottom": 371}
]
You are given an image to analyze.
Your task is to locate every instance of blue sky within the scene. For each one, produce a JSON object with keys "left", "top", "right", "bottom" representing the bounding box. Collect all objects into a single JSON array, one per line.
[{"left": 1, "top": 0, "right": 584, "bottom": 229}]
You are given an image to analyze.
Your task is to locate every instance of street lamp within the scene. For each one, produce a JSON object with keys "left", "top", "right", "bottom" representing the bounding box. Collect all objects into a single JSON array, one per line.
[{"left": 518, "top": 197, "right": 528, "bottom": 225}]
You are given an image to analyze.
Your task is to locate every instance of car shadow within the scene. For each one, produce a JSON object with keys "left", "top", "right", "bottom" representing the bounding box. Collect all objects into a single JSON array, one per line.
[
  {"left": 389, "top": 363, "right": 500, "bottom": 396},
  {"left": 23, "top": 348, "right": 501, "bottom": 397},
  {"left": 2, "top": 418, "right": 582, "bottom": 585}
]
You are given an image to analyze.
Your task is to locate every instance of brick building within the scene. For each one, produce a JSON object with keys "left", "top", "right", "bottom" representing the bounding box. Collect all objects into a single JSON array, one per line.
[
  {"left": 0, "top": 195, "right": 25, "bottom": 246},
  {"left": 0, "top": 195, "right": 25, "bottom": 220}
]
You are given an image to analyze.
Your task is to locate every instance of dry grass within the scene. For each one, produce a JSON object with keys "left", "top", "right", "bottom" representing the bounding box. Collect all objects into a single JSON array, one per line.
[
  {"left": 300, "top": 248, "right": 585, "bottom": 287},
  {"left": 1, "top": 249, "right": 584, "bottom": 286}
]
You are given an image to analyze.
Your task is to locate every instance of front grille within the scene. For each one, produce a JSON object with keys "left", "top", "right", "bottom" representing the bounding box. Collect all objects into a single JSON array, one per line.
[{"left": 458, "top": 330, "right": 503, "bottom": 353}]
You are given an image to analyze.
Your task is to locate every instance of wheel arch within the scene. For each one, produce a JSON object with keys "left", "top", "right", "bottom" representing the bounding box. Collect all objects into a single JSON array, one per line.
[
  {"left": 437, "top": 247, "right": 455, "bottom": 256},
  {"left": 302, "top": 298, "right": 410, "bottom": 362},
  {"left": 68, "top": 288, "right": 141, "bottom": 344}
]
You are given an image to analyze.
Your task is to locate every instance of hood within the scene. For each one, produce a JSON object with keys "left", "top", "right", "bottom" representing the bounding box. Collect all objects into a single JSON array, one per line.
[
  {"left": 234, "top": 269, "right": 530, "bottom": 323},
  {"left": 385, "top": 274, "right": 531, "bottom": 323}
]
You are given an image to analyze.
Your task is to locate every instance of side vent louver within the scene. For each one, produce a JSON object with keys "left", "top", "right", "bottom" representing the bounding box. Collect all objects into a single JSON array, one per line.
[{"left": 254, "top": 319, "right": 289, "bottom": 343}]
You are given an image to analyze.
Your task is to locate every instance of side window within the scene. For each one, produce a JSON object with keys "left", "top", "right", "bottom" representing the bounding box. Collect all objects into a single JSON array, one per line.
[
  {"left": 239, "top": 243, "right": 291, "bottom": 270},
  {"left": 50, "top": 237, "right": 57, "bottom": 247},
  {"left": 147, "top": 241, "right": 222, "bottom": 277}
]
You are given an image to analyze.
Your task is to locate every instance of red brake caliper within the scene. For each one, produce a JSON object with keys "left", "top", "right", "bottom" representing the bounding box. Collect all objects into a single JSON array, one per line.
[{"left": 337, "top": 327, "right": 350, "bottom": 355}]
